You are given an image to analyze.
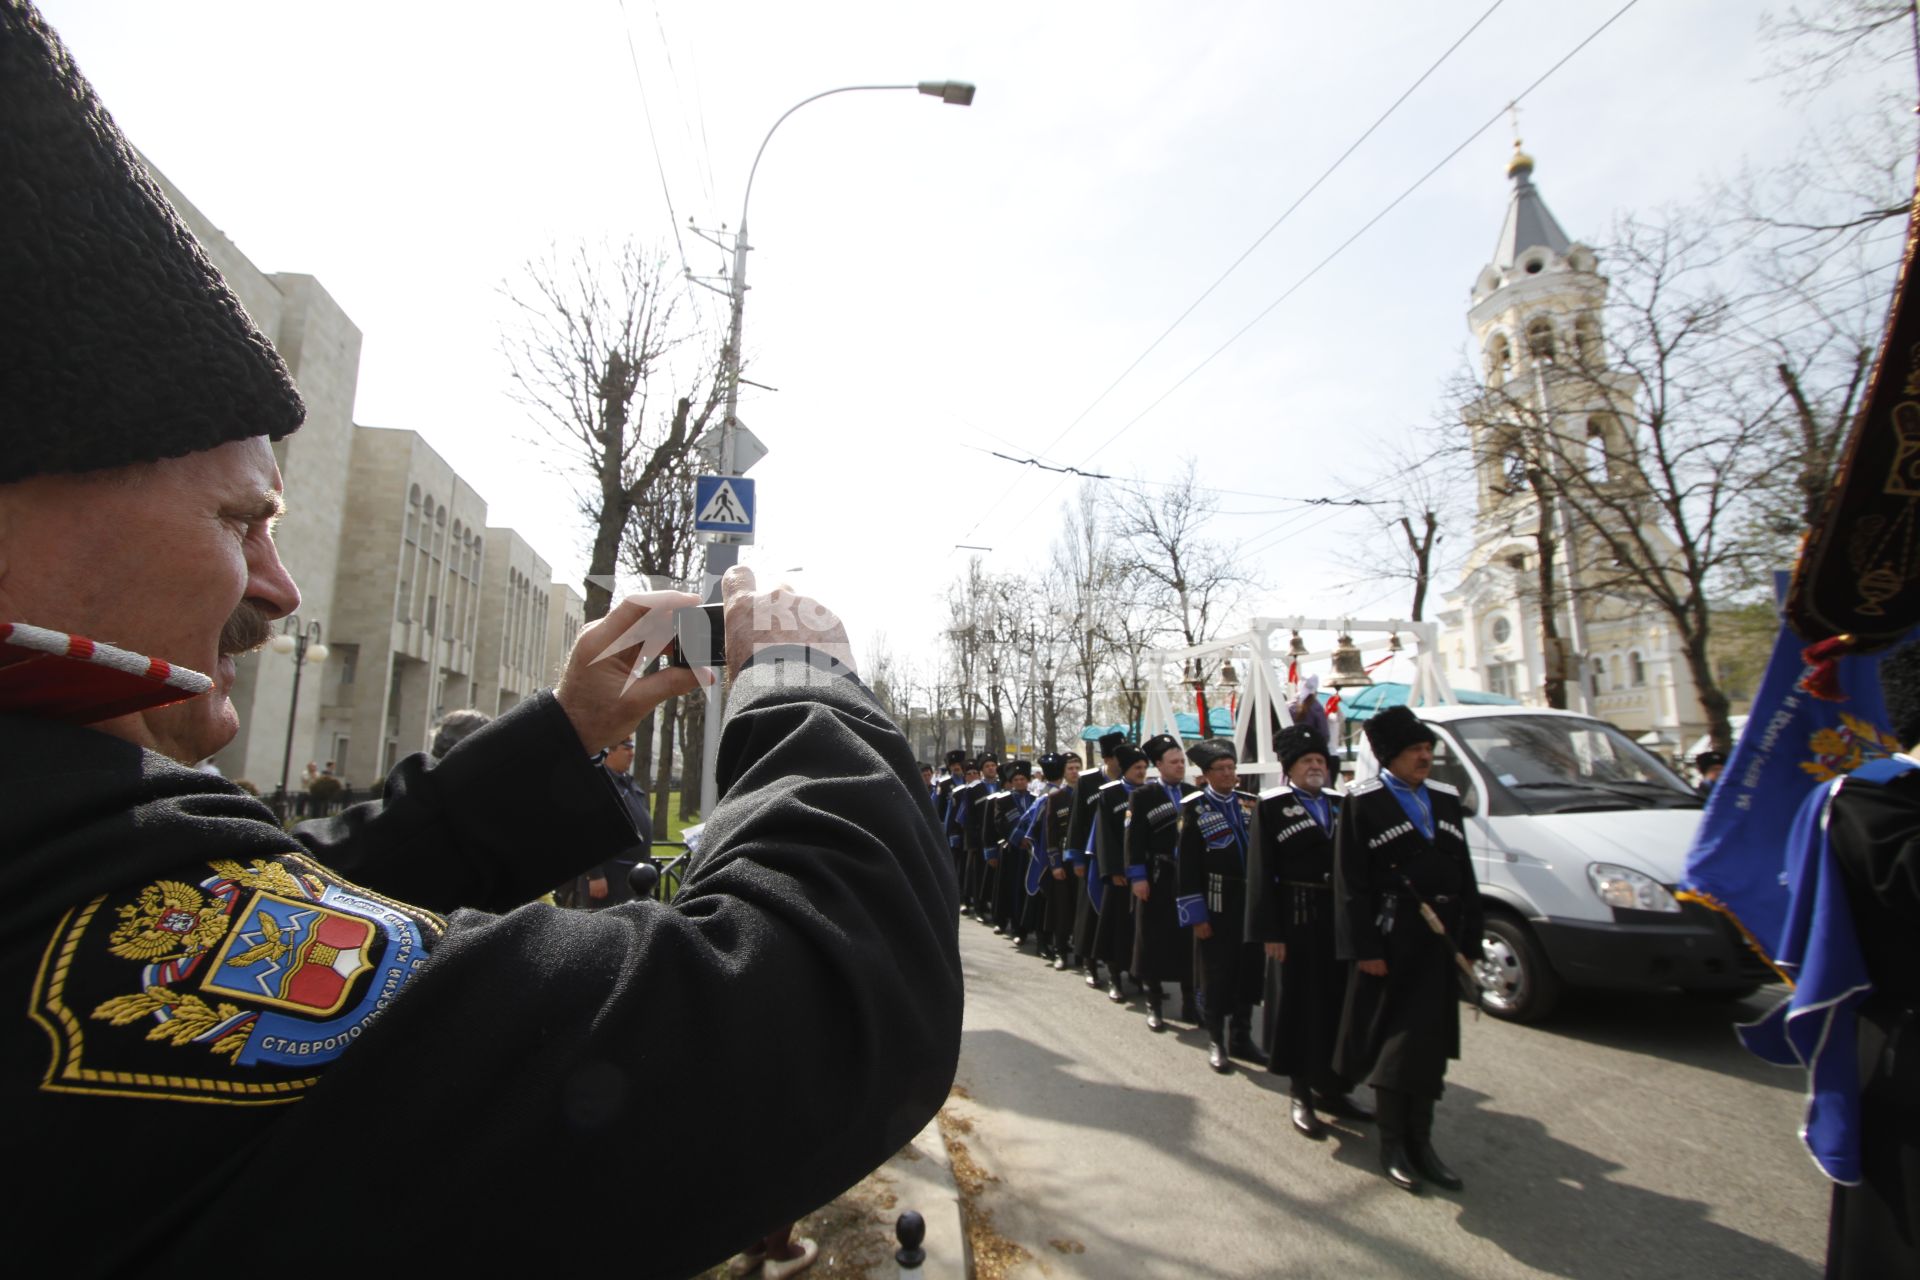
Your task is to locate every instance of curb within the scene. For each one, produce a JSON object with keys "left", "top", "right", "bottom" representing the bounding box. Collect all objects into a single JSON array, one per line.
[{"left": 882, "top": 1116, "right": 970, "bottom": 1278}]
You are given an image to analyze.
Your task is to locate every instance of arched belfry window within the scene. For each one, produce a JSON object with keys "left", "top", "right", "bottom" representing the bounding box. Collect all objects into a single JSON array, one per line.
[
  {"left": 1526, "top": 317, "right": 1555, "bottom": 364},
  {"left": 1575, "top": 314, "right": 1601, "bottom": 365},
  {"left": 1586, "top": 419, "right": 1610, "bottom": 482},
  {"left": 1487, "top": 333, "right": 1512, "bottom": 388}
]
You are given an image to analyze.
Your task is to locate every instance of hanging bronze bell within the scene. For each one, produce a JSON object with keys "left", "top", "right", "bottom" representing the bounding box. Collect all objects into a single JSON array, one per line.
[
  {"left": 1387, "top": 631, "right": 1403, "bottom": 653},
  {"left": 1218, "top": 659, "right": 1240, "bottom": 690},
  {"left": 1287, "top": 630, "right": 1308, "bottom": 659},
  {"left": 1330, "top": 632, "right": 1373, "bottom": 688}
]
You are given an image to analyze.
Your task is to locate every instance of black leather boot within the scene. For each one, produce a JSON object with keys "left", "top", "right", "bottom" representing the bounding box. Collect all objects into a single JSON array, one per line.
[
  {"left": 1052, "top": 952, "right": 1070, "bottom": 972},
  {"left": 1375, "top": 1088, "right": 1422, "bottom": 1193},
  {"left": 1290, "top": 1096, "right": 1327, "bottom": 1140},
  {"left": 1145, "top": 998, "right": 1166, "bottom": 1032},
  {"left": 1408, "top": 1094, "right": 1463, "bottom": 1190},
  {"left": 1314, "top": 1088, "right": 1374, "bottom": 1123},
  {"left": 1084, "top": 961, "right": 1103, "bottom": 989},
  {"left": 1179, "top": 983, "right": 1199, "bottom": 1024},
  {"left": 1107, "top": 975, "right": 1127, "bottom": 1003},
  {"left": 1206, "top": 1016, "right": 1232, "bottom": 1073},
  {"left": 1228, "top": 1012, "right": 1258, "bottom": 1061}
]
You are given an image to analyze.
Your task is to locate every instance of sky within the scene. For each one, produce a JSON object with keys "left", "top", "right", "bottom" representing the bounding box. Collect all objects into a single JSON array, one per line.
[{"left": 36, "top": 0, "right": 1909, "bottom": 695}]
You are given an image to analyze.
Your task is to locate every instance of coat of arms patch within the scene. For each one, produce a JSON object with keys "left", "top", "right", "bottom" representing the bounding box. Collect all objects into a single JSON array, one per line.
[{"left": 30, "top": 854, "right": 445, "bottom": 1104}]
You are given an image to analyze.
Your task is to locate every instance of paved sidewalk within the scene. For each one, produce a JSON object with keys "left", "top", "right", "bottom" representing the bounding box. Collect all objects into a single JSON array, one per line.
[{"left": 697, "top": 1114, "right": 969, "bottom": 1279}]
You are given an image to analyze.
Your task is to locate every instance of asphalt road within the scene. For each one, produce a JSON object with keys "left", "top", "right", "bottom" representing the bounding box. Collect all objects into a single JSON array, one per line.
[{"left": 947, "top": 917, "right": 1828, "bottom": 1279}]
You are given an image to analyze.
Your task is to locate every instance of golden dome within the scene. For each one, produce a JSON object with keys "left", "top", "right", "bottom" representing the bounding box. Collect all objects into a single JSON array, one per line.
[{"left": 1507, "top": 146, "right": 1535, "bottom": 180}]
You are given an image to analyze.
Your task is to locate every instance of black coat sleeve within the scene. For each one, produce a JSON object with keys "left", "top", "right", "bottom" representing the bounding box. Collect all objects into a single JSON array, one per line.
[
  {"left": 202, "top": 659, "right": 963, "bottom": 1277},
  {"left": 1245, "top": 801, "right": 1278, "bottom": 945},
  {"left": 1334, "top": 793, "right": 1383, "bottom": 962},
  {"left": 287, "top": 692, "right": 637, "bottom": 915}
]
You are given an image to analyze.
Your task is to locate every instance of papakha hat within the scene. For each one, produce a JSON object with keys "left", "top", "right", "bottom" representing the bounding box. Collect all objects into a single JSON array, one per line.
[
  {"left": 1141, "top": 733, "right": 1181, "bottom": 763},
  {"left": 1275, "top": 724, "right": 1330, "bottom": 770},
  {"left": 0, "top": 1, "right": 304, "bottom": 483},
  {"left": 1363, "top": 706, "right": 1437, "bottom": 768},
  {"left": 1186, "top": 737, "right": 1236, "bottom": 771}
]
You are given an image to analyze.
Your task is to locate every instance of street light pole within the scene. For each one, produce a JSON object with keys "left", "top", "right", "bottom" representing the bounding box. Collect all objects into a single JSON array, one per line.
[
  {"left": 269, "top": 615, "right": 328, "bottom": 817},
  {"left": 697, "top": 79, "right": 975, "bottom": 819}
]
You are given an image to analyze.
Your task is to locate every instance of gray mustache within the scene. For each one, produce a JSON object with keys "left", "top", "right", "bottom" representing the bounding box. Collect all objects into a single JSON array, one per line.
[{"left": 219, "top": 601, "right": 273, "bottom": 657}]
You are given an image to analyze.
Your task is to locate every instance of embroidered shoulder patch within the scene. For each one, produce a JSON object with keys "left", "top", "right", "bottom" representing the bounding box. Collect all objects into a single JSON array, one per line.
[{"left": 30, "top": 853, "right": 445, "bottom": 1105}]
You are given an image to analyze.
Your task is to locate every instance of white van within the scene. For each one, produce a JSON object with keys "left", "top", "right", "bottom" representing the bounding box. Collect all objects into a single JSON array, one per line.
[{"left": 1352, "top": 705, "right": 1769, "bottom": 1021}]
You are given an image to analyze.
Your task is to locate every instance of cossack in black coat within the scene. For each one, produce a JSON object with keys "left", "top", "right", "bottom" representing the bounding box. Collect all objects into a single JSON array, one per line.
[
  {"left": 1176, "top": 786, "right": 1261, "bottom": 1018},
  {"left": 1823, "top": 770, "right": 1920, "bottom": 1279},
  {"left": 1127, "top": 780, "right": 1196, "bottom": 986},
  {"left": 1090, "top": 778, "right": 1137, "bottom": 973},
  {"left": 1332, "top": 776, "right": 1482, "bottom": 1098},
  {"left": 1247, "top": 785, "right": 1348, "bottom": 1088}
]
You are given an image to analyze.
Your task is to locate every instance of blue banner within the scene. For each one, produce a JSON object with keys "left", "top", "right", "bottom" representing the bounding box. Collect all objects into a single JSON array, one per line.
[{"left": 1680, "top": 604, "right": 1906, "bottom": 967}]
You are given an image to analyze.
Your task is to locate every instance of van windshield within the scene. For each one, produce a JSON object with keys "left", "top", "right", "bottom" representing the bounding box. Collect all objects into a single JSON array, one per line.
[{"left": 1446, "top": 715, "right": 1698, "bottom": 814}]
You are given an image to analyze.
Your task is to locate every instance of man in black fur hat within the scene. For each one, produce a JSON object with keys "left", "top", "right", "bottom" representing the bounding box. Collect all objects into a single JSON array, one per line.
[
  {"left": 1176, "top": 737, "right": 1261, "bottom": 1070},
  {"left": 983, "top": 758, "right": 1035, "bottom": 939},
  {"left": 1334, "top": 705, "right": 1481, "bottom": 1194},
  {"left": 1249, "top": 723, "right": 1371, "bottom": 1135},
  {"left": 1091, "top": 742, "right": 1150, "bottom": 997},
  {"left": 1125, "top": 733, "right": 1198, "bottom": 1030},
  {"left": 0, "top": 6, "right": 960, "bottom": 1273},
  {"left": 1021, "top": 751, "right": 1082, "bottom": 967},
  {"left": 1069, "top": 732, "right": 1127, "bottom": 982}
]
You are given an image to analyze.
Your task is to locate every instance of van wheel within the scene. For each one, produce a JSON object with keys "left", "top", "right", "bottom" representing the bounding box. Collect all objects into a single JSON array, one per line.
[{"left": 1476, "top": 912, "right": 1561, "bottom": 1022}]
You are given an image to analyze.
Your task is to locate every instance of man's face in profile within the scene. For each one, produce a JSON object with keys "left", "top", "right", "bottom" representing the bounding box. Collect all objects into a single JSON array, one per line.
[{"left": 0, "top": 437, "right": 299, "bottom": 764}]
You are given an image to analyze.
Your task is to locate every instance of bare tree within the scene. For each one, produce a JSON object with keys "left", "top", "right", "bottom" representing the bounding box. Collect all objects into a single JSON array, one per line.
[
  {"left": 501, "top": 240, "right": 723, "bottom": 623},
  {"left": 1334, "top": 436, "right": 1468, "bottom": 622},
  {"left": 1051, "top": 484, "right": 1117, "bottom": 727},
  {"left": 1112, "top": 459, "right": 1254, "bottom": 719},
  {"left": 617, "top": 448, "right": 701, "bottom": 831},
  {"left": 1469, "top": 211, "right": 1838, "bottom": 749}
]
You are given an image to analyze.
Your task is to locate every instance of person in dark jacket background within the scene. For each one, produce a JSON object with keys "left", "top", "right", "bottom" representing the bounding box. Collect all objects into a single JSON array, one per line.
[
  {"left": 1334, "top": 706, "right": 1482, "bottom": 1195},
  {"left": 1248, "top": 723, "right": 1370, "bottom": 1137}
]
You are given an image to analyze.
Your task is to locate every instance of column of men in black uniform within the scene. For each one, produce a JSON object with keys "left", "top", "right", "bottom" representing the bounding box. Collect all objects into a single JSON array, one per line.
[{"left": 921, "top": 703, "right": 1480, "bottom": 1194}]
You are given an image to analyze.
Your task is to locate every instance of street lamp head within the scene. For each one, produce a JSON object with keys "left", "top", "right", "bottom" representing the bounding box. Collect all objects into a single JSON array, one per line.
[
  {"left": 917, "top": 81, "right": 976, "bottom": 106},
  {"left": 269, "top": 633, "right": 297, "bottom": 656},
  {"left": 306, "top": 643, "right": 331, "bottom": 665}
]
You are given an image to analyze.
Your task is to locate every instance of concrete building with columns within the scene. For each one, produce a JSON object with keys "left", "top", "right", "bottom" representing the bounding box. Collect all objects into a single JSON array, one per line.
[
  {"left": 148, "top": 165, "right": 583, "bottom": 794},
  {"left": 1435, "top": 146, "right": 1707, "bottom": 755}
]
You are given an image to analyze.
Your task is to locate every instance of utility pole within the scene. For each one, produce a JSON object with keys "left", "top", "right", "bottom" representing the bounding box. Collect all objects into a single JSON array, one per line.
[{"left": 686, "top": 81, "right": 975, "bottom": 819}]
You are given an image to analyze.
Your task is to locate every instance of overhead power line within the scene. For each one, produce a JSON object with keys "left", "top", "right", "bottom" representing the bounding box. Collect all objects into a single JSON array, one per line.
[
  {"left": 952, "top": 0, "right": 1509, "bottom": 547},
  {"left": 1071, "top": 0, "right": 1647, "bottom": 472},
  {"left": 617, "top": 0, "right": 691, "bottom": 275}
]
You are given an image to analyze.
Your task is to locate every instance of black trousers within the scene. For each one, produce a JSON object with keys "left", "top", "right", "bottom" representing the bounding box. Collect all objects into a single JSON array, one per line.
[{"left": 1042, "top": 869, "right": 1077, "bottom": 956}]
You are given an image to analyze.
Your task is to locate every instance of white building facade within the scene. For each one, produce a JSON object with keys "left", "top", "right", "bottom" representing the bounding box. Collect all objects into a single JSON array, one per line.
[
  {"left": 153, "top": 166, "right": 588, "bottom": 792},
  {"left": 1437, "top": 148, "right": 1706, "bottom": 755}
]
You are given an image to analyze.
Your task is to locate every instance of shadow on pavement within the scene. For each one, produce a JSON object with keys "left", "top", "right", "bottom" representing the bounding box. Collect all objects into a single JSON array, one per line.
[
  {"left": 960, "top": 1025, "right": 1476, "bottom": 1278},
  {"left": 1323, "top": 1082, "right": 1818, "bottom": 1279},
  {"left": 1517, "top": 986, "right": 1803, "bottom": 1092}
]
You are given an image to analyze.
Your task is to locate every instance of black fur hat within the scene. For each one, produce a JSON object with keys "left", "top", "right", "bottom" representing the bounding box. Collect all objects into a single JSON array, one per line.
[
  {"left": 944, "top": 748, "right": 968, "bottom": 767},
  {"left": 1363, "top": 706, "right": 1437, "bottom": 768},
  {"left": 0, "top": 1, "right": 304, "bottom": 483},
  {"left": 1037, "top": 752, "right": 1069, "bottom": 782},
  {"left": 1879, "top": 641, "right": 1920, "bottom": 749},
  {"left": 1003, "top": 759, "right": 1032, "bottom": 783},
  {"left": 1141, "top": 733, "right": 1181, "bottom": 763},
  {"left": 1275, "top": 724, "right": 1330, "bottom": 771},
  {"left": 1186, "top": 737, "right": 1236, "bottom": 771},
  {"left": 1097, "top": 731, "right": 1126, "bottom": 758},
  {"left": 1115, "top": 744, "right": 1147, "bottom": 771}
]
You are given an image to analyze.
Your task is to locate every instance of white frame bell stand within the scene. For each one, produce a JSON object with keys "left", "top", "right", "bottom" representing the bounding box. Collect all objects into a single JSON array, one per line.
[{"left": 1145, "top": 617, "right": 1455, "bottom": 780}]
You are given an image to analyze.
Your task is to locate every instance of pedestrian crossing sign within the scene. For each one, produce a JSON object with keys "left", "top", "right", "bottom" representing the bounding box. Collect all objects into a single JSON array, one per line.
[{"left": 694, "top": 475, "right": 755, "bottom": 540}]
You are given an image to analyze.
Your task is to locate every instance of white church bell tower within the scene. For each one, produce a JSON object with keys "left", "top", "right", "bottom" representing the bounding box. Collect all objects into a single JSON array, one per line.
[{"left": 1438, "top": 143, "right": 1704, "bottom": 754}]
